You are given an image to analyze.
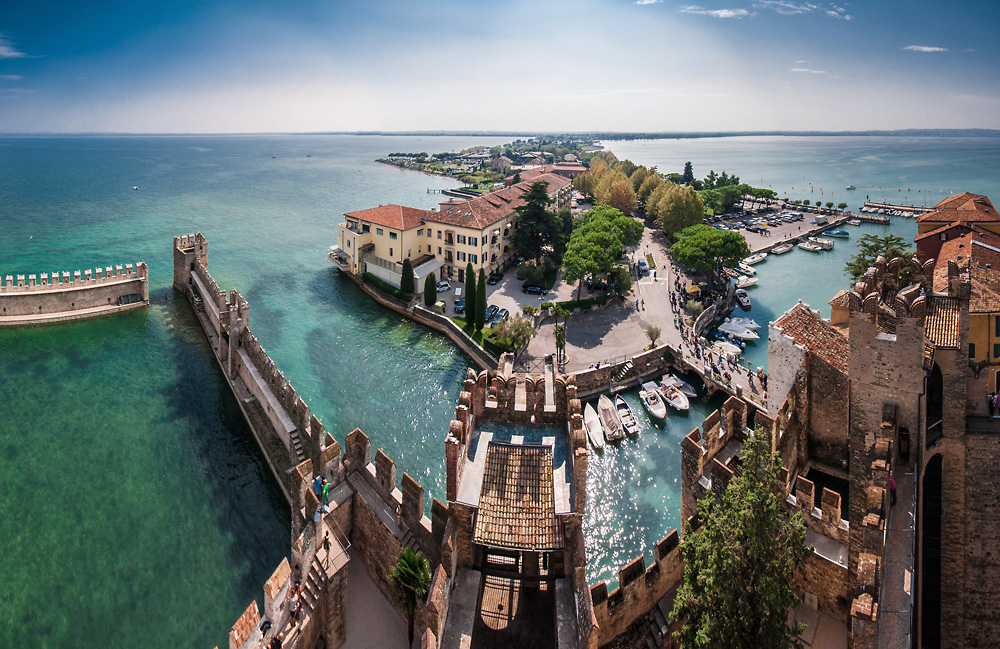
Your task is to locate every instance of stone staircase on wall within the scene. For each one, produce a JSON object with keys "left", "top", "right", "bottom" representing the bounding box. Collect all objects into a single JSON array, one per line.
[
  {"left": 644, "top": 590, "right": 676, "bottom": 649},
  {"left": 612, "top": 359, "right": 634, "bottom": 385},
  {"left": 289, "top": 430, "right": 307, "bottom": 464}
]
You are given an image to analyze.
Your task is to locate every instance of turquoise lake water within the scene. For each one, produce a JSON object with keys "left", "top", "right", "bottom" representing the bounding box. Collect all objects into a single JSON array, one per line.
[{"left": 2, "top": 134, "right": 999, "bottom": 637}]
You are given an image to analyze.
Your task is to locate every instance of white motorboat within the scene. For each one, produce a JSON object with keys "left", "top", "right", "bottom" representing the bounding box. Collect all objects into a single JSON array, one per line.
[
  {"left": 735, "top": 288, "right": 751, "bottom": 310},
  {"left": 615, "top": 395, "right": 641, "bottom": 436},
  {"left": 808, "top": 236, "right": 834, "bottom": 250},
  {"left": 825, "top": 230, "right": 849, "bottom": 238},
  {"left": 744, "top": 252, "right": 767, "bottom": 265},
  {"left": 661, "top": 374, "right": 698, "bottom": 398},
  {"left": 798, "top": 241, "right": 823, "bottom": 252},
  {"left": 598, "top": 394, "right": 624, "bottom": 441},
  {"left": 728, "top": 316, "right": 760, "bottom": 330},
  {"left": 736, "top": 275, "right": 758, "bottom": 289},
  {"left": 583, "top": 403, "right": 605, "bottom": 450},
  {"left": 718, "top": 319, "right": 760, "bottom": 340},
  {"left": 771, "top": 243, "right": 793, "bottom": 254},
  {"left": 847, "top": 218, "right": 862, "bottom": 226},
  {"left": 660, "top": 383, "right": 690, "bottom": 412},
  {"left": 639, "top": 382, "right": 668, "bottom": 419},
  {"left": 737, "top": 263, "right": 756, "bottom": 276},
  {"left": 712, "top": 340, "right": 743, "bottom": 356}
]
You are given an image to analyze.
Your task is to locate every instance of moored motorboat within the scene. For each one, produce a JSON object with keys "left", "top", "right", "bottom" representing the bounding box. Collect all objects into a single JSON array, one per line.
[
  {"left": 744, "top": 252, "right": 767, "bottom": 265},
  {"left": 847, "top": 218, "right": 861, "bottom": 226},
  {"left": 598, "top": 394, "right": 624, "bottom": 441},
  {"left": 798, "top": 241, "right": 823, "bottom": 252},
  {"left": 584, "top": 403, "right": 605, "bottom": 450},
  {"left": 724, "top": 268, "right": 741, "bottom": 280},
  {"left": 718, "top": 319, "right": 760, "bottom": 340},
  {"left": 729, "top": 316, "right": 760, "bottom": 330},
  {"left": 737, "top": 263, "right": 756, "bottom": 276},
  {"left": 712, "top": 340, "right": 743, "bottom": 356},
  {"left": 615, "top": 394, "right": 641, "bottom": 436},
  {"left": 771, "top": 243, "right": 793, "bottom": 254},
  {"left": 661, "top": 373, "right": 698, "bottom": 398},
  {"left": 735, "top": 288, "right": 751, "bottom": 310},
  {"left": 808, "top": 236, "right": 834, "bottom": 250},
  {"left": 639, "top": 382, "right": 668, "bottom": 419},
  {"left": 660, "top": 383, "right": 690, "bottom": 412},
  {"left": 825, "top": 229, "right": 849, "bottom": 238},
  {"left": 736, "top": 275, "right": 758, "bottom": 289}
]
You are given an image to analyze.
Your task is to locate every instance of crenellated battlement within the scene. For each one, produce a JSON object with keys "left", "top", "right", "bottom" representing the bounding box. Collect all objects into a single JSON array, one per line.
[{"left": 1, "top": 261, "right": 147, "bottom": 292}]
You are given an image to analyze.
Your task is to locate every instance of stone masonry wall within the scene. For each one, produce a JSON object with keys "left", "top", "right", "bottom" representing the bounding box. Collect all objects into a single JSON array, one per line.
[
  {"left": 960, "top": 434, "right": 1000, "bottom": 647},
  {"left": 0, "top": 262, "right": 148, "bottom": 321}
]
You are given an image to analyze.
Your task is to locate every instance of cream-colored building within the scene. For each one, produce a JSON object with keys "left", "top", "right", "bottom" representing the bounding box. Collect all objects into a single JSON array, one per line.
[{"left": 330, "top": 174, "right": 573, "bottom": 288}]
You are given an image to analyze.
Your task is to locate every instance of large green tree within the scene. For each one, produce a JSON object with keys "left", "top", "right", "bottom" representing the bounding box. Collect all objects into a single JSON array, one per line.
[
  {"left": 669, "top": 224, "right": 749, "bottom": 283},
  {"left": 492, "top": 313, "right": 538, "bottom": 351},
  {"left": 510, "top": 181, "right": 555, "bottom": 262},
  {"left": 682, "top": 161, "right": 695, "bottom": 185},
  {"left": 387, "top": 548, "right": 432, "bottom": 647},
  {"left": 465, "top": 262, "right": 476, "bottom": 317},
  {"left": 844, "top": 233, "right": 916, "bottom": 286},
  {"left": 475, "top": 268, "right": 487, "bottom": 332},
  {"left": 400, "top": 258, "right": 415, "bottom": 295},
  {"left": 656, "top": 184, "right": 706, "bottom": 237},
  {"left": 672, "top": 430, "right": 809, "bottom": 649},
  {"left": 423, "top": 272, "right": 437, "bottom": 307},
  {"left": 562, "top": 205, "right": 643, "bottom": 300}
]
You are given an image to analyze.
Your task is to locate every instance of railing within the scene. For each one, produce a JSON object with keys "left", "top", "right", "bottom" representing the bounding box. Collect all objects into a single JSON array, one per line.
[{"left": 926, "top": 419, "right": 943, "bottom": 448}]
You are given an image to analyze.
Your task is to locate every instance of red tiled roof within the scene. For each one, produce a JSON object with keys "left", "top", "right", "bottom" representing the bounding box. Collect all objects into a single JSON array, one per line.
[
  {"left": 772, "top": 302, "right": 849, "bottom": 375},
  {"left": 971, "top": 265, "right": 1000, "bottom": 313},
  {"left": 828, "top": 290, "right": 852, "bottom": 309},
  {"left": 426, "top": 175, "right": 571, "bottom": 230},
  {"left": 924, "top": 297, "right": 961, "bottom": 348},
  {"left": 345, "top": 204, "right": 434, "bottom": 230},
  {"left": 917, "top": 192, "right": 999, "bottom": 225},
  {"left": 932, "top": 231, "right": 1000, "bottom": 292}
]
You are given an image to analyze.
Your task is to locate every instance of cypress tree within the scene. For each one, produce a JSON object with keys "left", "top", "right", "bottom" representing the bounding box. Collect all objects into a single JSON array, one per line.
[
  {"left": 465, "top": 262, "right": 476, "bottom": 324},
  {"left": 475, "top": 268, "right": 487, "bottom": 331},
  {"left": 424, "top": 272, "right": 437, "bottom": 307},
  {"left": 400, "top": 258, "right": 415, "bottom": 295}
]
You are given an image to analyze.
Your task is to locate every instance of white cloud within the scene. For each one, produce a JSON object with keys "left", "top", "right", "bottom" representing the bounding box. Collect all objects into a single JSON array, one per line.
[
  {"left": 903, "top": 45, "right": 948, "bottom": 53},
  {"left": 791, "top": 67, "right": 825, "bottom": 73},
  {"left": 753, "top": 1, "right": 852, "bottom": 19},
  {"left": 0, "top": 74, "right": 24, "bottom": 80},
  {"left": 634, "top": 0, "right": 662, "bottom": 5},
  {"left": 0, "top": 35, "right": 29, "bottom": 59},
  {"left": 678, "top": 5, "right": 752, "bottom": 17}
]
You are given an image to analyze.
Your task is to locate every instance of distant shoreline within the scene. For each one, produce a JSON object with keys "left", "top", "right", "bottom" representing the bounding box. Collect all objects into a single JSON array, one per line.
[{"left": 2, "top": 129, "right": 999, "bottom": 138}]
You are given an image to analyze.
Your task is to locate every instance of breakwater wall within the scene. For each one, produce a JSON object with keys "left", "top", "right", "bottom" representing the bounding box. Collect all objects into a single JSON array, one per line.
[
  {"left": 0, "top": 262, "right": 148, "bottom": 325},
  {"left": 173, "top": 233, "right": 455, "bottom": 649}
]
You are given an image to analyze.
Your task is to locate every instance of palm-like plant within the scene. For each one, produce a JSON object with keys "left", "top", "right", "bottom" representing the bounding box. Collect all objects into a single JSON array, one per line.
[{"left": 387, "top": 547, "right": 432, "bottom": 646}]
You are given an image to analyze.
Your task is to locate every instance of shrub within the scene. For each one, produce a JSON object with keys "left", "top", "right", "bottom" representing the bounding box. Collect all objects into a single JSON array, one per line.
[
  {"left": 363, "top": 273, "right": 409, "bottom": 302},
  {"left": 400, "top": 258, "right": 415, "bottom": 295},
  {"left": 424, "top": 272, "right": 437, "bottom": 307},
  {"left": 686, "top": 299, "right": 704, "bottom": 315}
]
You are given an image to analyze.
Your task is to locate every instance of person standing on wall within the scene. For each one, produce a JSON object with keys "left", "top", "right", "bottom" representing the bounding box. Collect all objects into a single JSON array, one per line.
[{"left": 889, "top": 473, "right": 897, "bottom": 506}]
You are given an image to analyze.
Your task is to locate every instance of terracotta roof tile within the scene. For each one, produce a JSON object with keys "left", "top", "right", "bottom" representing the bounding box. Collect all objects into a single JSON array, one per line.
[
  {"left": 924, "top": 297, "right": 961, "bottom": 348},
  {"left": 917, "top": 192, "right": 999, "bottom": 225},
  {"left": 426, "top": 175, "right": 570, "bottom": 231},
  {"left": 345, "top": 204, "right": 434, "bottom": 230},
  {"left": 932, "top": 232, "right": 1000, "bottom": 292},
  {"left": 772, "top": 302, "right": 849, "bottom": 375},
  {"left": 971, "top": 265, "right": 1000, "bottom": 313},
  {"left": 473, "top": 443, "right": 563, "bottom": 551},
  {"left": 828, "top": 290, "right": 852, "bottom": 308}
]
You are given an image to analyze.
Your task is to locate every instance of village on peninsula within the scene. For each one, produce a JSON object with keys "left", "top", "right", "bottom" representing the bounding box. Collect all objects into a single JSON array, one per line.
[{"left": 4, "top": 137, "right": 1000, "bottom": 649}]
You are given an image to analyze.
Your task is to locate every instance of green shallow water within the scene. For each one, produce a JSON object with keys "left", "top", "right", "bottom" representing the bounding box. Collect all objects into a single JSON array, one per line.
[{"left": 3, "top": 134, "right": 1000, "bottom": 630}]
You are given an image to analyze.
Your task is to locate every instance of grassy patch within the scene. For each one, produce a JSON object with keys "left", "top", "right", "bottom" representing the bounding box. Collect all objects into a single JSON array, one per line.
[
  {"left": 450, "top": 316, "right": 512, "bottom": 357},
  {"left": 646, "top": 253, "right": 656, "bottom": 269}
]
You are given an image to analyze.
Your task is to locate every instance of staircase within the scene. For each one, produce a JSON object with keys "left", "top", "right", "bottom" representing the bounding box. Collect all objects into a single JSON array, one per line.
[
  {"left": 612, "top": 359, "right": 634, "bottom": 384},
  {"left": 300, "top": 554, "right": 326, "bottom": 613},
  {"left": 643, "top": 589, "right": 676, "bottom": 649},
  {"left": 289, "top": 429, "right": 307, "bottom": 464}
]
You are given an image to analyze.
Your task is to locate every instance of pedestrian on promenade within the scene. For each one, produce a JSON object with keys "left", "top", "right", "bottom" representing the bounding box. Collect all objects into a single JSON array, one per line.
[
  {"left": 270, "top": 633, "right": 284, "bottom": 649},
  {"left": 312, "top": 475, "right": 322, "bottom": 499},
  {"left": 292, "top": 564, "right": 302, "bottom": 587},
  {"left": 321, "top": 479, "right": 331, "bottom": 507},
  {"left": 889, "top": 473, "right": 897, "bottom": 505},
  {"left": 989, "top": 391, "right": 996, "bottom": 417}
]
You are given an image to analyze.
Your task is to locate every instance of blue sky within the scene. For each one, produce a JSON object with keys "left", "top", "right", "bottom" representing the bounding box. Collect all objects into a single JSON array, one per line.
[{"left": 0, "top": 0, "right": 997, "bottom": 133}]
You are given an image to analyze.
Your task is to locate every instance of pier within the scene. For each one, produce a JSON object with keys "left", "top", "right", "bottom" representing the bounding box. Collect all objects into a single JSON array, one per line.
[{"left": 862, "top": 201, "right": 933, "bottom": 216}]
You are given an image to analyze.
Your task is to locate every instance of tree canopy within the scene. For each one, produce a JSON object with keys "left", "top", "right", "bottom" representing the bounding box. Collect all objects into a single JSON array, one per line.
[
  {"left": 400, "top": 258, "right": 415, "bottom": 295},
  {"left": 423, "top": 272, "right": 437, "bottom": 306},
  {"left": 563, "top": 205, "right": 643, "bottom": 299},
  {"left": 669, "top": 224, "right": 749, "bottom": 281},
  {"left": 672, "top": 430, "right": 809, "bottom": 649},
  {"left": 510, "top": 181, "right": 574, "bottom": 264},
  {"left": 650, "top": 183, "right": 705, "bottom": 237},
  {"left": 388, "top": 548, "right": 432, "bottom": 647},
  {"left": 844, "top": 233, "right": 916, "bottom": 286}
]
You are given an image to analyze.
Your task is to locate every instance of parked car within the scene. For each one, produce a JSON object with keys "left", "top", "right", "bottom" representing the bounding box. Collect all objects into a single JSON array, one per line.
[
  {"left": 522, "top": 285, "right": 548, "bottom": 295},
  {"left": 485, "top": 304, "right": 499, "bottom": 321},
  {"left": 637, "top": 258, "right": 648, "bottom": 274},
  {"left": 454, "top": 298, "right": 465, "bottom": 314},
  {"left": 490, "top": 308, "right": 509, "bottom": 326},
  {"left": 436, "top": 280, "right": 451, "bottom": 292},
  {"left": 487, "top": 273, "right": 501, "bottom": 285}
]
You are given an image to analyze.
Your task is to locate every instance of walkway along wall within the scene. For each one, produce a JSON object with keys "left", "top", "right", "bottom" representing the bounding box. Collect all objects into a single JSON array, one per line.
[
  {"left": 0, "top": 261, "right": 149, "bottom": 325},
  {"left": 174, "top": 234, "right": 454, "bottom": 649}
]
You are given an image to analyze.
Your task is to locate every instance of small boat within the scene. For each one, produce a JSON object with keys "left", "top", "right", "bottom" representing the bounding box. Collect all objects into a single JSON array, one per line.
[
  {"left": 584, "top": 403, "right": 605, "bottom": 450},
  {"left": 712, "top": 340, "right": 743, "bottom": 356},
  {"left": 798, "top": 241, "right": 824, "bottom": 252},
  {"left": 661, "top": 374, "right": 698, "bottom": 398},
  {"left": 729, "top": 316, "right": 760, "bottom": 330},
  {"left": 724, "top": 268, "right": 741, "bottom": 280},
  {"left": 598, "top": 395, "right": 624, "bottom": 441},
  {"left": 744, "top": 252, "right": 767, "bottom": 265},
  {"left": 809, "top": 236, "right": 834, "bottom": 250},
  {"left": 615, "top": 395, "right": 641, "bottom": 436},
  {"left": 719, "top": 319, "right": 760, "bottom": 340},
  {"left": 771, "top": 243, "right": 793, "bottom": 254},
  {"left": 825, "top": 230, "right": 849, "bottom": 238},
  {"left": 846, "top": 185, "right": 857, "bottom": 190},
  {"left": 660, "top": 384, "right": 690, "bottom": 412},
  {"left": 639, "top": 382, "right": 668, "bottom": 419},
  {"left": 735, "top": 288, "right": 751, "bottom": 310},
  {"left": 847, "top": 218, "right": 861, "bottom": 226},
  {"left": 736, "top": 275, "right": 758, "bottom": 289},
  {"left": 737, "top": 263, "right": 756, "bottom": 276}
]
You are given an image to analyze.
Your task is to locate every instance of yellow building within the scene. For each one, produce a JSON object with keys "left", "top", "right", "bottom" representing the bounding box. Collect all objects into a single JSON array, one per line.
[{"left": 329, "top": 174, "right": 573, "bottom": 288}]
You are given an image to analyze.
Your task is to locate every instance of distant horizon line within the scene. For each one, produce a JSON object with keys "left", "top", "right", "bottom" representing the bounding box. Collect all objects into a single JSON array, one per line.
[{"left": 1, "top": 128, "right": 999, "bottom": 138}]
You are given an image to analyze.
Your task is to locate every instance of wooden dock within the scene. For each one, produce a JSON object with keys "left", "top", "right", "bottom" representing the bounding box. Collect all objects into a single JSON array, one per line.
[{"left": 862, "top": 201, "right": 933, "bottom": 216}]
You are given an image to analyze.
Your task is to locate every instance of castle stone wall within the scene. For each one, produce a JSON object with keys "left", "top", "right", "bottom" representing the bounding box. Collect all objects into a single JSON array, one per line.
[{"left": 0, "top": 262, "right": 148, "bottom": 324}]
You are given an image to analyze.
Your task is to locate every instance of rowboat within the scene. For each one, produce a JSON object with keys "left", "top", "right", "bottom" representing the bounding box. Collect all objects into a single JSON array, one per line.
[
  {"left": 615, "top": 395, "right": 641, "bottom": 436},
  {"left": 737, "top": 263, "right": 756, "bottom": 276},
  {"left": 598, "top": 394, "right": 624, "bottom": 441},
  {"left": 583, "top": 403, "right": 605, "bottom": 450},
  {"left": 661, "top": 373, "right": 698, "bottom": 399},
  {"left": 660, "top": 383, "right": 690, "bottom": 412},
  {"left": 639, "top": 382, "right": 668, "bottom": 419}
]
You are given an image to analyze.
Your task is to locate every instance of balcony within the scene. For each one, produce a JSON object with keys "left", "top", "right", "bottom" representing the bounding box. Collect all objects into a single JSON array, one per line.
[{"left": 328, "top": 246, "right": 351, "bottom": 272}]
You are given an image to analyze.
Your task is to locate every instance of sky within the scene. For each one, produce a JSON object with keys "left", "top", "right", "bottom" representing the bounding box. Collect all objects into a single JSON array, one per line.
[{"left": 1, "top": 0, "right": 998, "bottom": 133}]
